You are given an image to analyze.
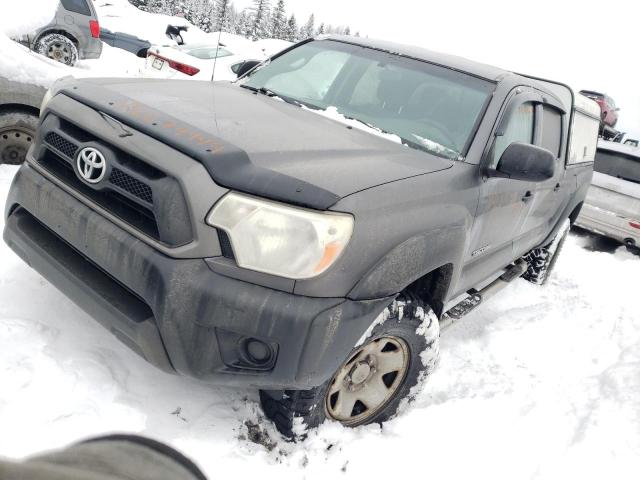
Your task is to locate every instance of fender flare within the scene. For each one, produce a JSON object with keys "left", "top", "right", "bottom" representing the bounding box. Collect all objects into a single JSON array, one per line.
[{"left": 348, "top": 224, "right": 467, "bottom": 304}]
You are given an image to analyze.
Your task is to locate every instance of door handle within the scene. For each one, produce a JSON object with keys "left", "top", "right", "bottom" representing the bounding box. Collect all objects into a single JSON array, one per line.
[
  {"left": 553, "top": 183, "right": 561, "bottom": 192},
  {"left": 521, "top": 191, "right": 534, "bottom": 202}
]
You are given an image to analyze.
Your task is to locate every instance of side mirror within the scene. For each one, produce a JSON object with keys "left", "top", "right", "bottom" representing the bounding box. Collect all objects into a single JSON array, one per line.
[
  {"left": 491, "top": 142, "right": 555, "bottom": 182},
  {"left": 235, "top": 60, "right": 262, "bottom": 78}
]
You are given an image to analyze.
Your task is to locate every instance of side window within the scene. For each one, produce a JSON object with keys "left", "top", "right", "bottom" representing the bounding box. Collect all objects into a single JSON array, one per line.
[
  {"left": 540, "top": 106, "right": 563, "bottom": 158},
  {"left": 490, "top": 102, "right": 535, "bottom": 168},
  {"left": 61, "top": 0, "right": 92, "bottom": 16}
]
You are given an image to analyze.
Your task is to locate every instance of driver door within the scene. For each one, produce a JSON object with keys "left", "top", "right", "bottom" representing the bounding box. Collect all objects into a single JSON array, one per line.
[{"left": 461, "top": 88, "right": 541, "bottom": 291}]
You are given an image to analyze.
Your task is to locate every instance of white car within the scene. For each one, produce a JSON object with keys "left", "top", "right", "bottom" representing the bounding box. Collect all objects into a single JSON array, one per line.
[{"left": 144, "top": 42, "right": 262, "bottom": 81}]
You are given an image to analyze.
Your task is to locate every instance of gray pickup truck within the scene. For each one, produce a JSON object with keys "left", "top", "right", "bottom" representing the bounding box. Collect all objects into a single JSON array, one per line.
[{"left": 3, "top": 36, "right": 600, "bottom": 438}]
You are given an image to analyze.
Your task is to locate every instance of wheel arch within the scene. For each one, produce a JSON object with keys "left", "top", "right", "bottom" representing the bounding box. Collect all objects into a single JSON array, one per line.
[
  {"left": 35, "top": 29, "right": 80, "bottom": 47},
  {"left": 0, "top": 103, "right": 40, "bottom": 118},
  {"left": 348, "top": 225, "right": 467, "bottom": 317}
]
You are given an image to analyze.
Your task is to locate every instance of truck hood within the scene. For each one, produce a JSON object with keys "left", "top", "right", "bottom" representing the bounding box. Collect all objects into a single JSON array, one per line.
[{"left": 59, "top": 78, "right": 454, "bottom": 208}]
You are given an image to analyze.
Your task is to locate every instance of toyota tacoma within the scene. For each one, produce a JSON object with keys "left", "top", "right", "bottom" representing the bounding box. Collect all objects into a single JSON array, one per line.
[{"left": 3, "top": 36, "right": 601, "bottom": 438}]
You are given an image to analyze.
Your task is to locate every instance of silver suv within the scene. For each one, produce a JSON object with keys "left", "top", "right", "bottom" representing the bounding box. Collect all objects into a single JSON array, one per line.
[{"left": 20, "top": 0, "right": 102, "bottom": 66}]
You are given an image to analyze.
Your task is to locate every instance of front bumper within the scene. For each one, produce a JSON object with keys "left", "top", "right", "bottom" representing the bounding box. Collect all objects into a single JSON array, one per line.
[
  {"left": 575, "top": 203, "right": 640, "bottom": 247},
  {"left": 3, "top": 163, "right": 391, "bottom": 389}
]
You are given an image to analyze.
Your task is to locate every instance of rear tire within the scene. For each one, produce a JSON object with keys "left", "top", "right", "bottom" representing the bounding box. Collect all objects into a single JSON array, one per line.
[
  {"left": 35, "top": 33, "right": 78, "bottom": 66},
  {"left": 260, "top": 296, "right": 440, "bottom": 440},
  {"left": 522, "top": 219, "right": 570, "bottom": 285},
  {"left": 0, "top": 110, "right": 38, "bottom": 165}
]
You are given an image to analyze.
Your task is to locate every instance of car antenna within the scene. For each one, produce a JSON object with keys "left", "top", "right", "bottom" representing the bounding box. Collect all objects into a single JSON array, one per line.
[{"left": 211, "top": 3, "right": 227, "bottom": 83}]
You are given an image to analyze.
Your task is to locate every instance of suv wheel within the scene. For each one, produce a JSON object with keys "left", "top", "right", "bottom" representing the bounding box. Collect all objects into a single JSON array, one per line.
[
  {"left": 522, "top": 219, "right": 570, "bottom": 285},
  {"left": 35, "top": 33, "right": 78, "bottom": 66},
  {"left": 0, "top": 111, "right": 38, "bottom": 165},
  {"left": 260, "top": 296, "right": 440, "bottom": 439}
]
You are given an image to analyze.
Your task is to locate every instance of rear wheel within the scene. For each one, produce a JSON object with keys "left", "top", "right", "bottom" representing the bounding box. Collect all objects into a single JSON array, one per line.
[
  {"left": 0, "top": 111, "right": 38, "bottom": 165},
  {"left": 260, "top": 296, "right": 440, "bottom": 439},
  {"left": 522, "top": 219, "right": 570, "bottom": 285},
  {"left": 35, "top": 33, "right": 78, "bottom": 66}
]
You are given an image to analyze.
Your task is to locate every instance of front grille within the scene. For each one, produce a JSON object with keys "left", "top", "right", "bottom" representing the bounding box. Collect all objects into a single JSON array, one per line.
[
  {"left": 39, "top": 150, "right": 160, "bottom": 240},
  {"left": 44, "top": 132, "right": 77, "bottom": 158},
  {"left": 38, "top": 116, "right": 193, "bottom": 246},
  {"left": 109, "top": 168, "right": 153, "bottom": 204}
]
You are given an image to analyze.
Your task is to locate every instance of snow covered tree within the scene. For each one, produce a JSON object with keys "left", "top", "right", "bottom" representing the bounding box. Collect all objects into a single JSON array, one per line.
[
  {"left": 344, "top": 26, "right": 351, "bottom": 36},
  {"left": 300, "top": 13, "right": 314, "bottom": 39},
  {"left": 128, "top": 0, "right": 149, "bottom": 9},
  {"left": 270, "top": 0, "right": 287, "bottom": 39},
  {"left": 234, "top": 9, "right": 254, "bottom": 37},
  {"left": 285, "top": 14, "right": 298, "bottom": 42},
  {"left": 317, "top": 22, "right": 325, "bottom": 35},
  {"left": 248, "top": 0, "right": 271, "bottom": 40},
  {"left": 214, "top": 0, "right": 233, "bottom": 32}
]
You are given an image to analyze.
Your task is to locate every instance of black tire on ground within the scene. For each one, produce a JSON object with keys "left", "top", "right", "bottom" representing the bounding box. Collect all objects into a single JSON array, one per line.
[
  {"left": 34, "top": 33, "right": 78, "bottom": 66},
  {"left": 522, "top": 219, "right": 570, "bottom": 285},
  {"left": 260, "top": 296, "right": 440, "bottom": 440},
  {"left": 0, "top": 110, "right": 39, "bottom": 165}
]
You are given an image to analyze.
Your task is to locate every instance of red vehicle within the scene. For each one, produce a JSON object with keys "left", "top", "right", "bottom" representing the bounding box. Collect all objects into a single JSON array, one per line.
[{"left": 579, "top": 90, "right": 619, "bottom": 127}]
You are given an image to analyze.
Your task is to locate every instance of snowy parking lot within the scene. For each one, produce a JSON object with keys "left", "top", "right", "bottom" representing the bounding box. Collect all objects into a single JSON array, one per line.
[{"left": 1, "top": 164, "right": 638, "bottom": 479}]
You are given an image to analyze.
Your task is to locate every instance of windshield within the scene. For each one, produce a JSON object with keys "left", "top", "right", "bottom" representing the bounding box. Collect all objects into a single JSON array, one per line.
[
  {"left": 242, "top": 40, "right": 494, "bottom": 159},
  {"left": 595, "top": 149, "right": 640, "bottom": 184},
  {"left": 178, "top": 45, "right": 233, "bottom": 60}
]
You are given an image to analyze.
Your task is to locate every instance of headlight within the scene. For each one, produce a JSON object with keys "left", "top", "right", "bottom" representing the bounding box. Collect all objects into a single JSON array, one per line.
[{"left": 207, "top": 192, "right": 354, "bottom": 279}]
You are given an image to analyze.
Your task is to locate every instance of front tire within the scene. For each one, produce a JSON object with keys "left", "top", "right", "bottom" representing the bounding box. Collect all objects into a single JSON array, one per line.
[
  {"left": 260, "top": 297, "right": 440, "bottom": 439},
  {"left": 523, "top": 219, "right": 570, "bottom": 285},
  {"left": 0, "top": 110, "right": 38, "bottom": 165},
  {"left": 34, "top": 33, "right": 78, "bottom": 66}
]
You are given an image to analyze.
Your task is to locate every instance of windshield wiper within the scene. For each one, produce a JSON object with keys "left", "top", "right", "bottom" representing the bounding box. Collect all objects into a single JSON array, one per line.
[{"left": 240, "top": 84, "right": 304, "bottom": 108}]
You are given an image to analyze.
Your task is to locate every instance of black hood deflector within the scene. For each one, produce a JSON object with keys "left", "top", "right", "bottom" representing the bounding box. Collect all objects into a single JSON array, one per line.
[{"left": 60, "top": 85, "right": 341, "bottom": 210}]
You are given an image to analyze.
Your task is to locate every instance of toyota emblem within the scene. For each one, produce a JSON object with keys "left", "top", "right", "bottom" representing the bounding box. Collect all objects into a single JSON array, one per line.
[{"left": 76, "top": 147, "right": 107, "bottom": 184}]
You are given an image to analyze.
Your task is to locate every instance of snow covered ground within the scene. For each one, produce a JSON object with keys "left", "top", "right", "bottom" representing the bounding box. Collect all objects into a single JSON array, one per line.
[{"left": 0, "top": 163, "right": 638, "bottom": 479}]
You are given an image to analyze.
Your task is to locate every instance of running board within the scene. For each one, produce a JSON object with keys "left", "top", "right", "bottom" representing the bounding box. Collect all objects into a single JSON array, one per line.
[{"left": 442, "top": 260, "right": 528, "bottom": 326}]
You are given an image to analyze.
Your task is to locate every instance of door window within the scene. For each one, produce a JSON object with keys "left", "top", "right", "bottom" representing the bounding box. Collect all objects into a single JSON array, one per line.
[
  {"left": 490, "top": 102, "right": 535, "bottom": 168},
  {"left": 61, "top": 0, "right": 92, "bottom": 16},
  {"left": 540, "top": 106, "right": 562, "bottom": 158}
]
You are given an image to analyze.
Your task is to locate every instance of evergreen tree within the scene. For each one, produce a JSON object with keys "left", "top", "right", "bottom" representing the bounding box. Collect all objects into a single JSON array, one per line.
[
  {"left": 285, "top": 14, "right": 298, "bottom": 42},
  {"left": 270, "top": 0, "right": 287, "bottom": 39},
  {"left": 128, "top": 0, "right": 148, "bottom": 9},
  {"left": 214, "top": 0, "right": 233, "bottom": 32},
  {"left": 344, "top": 26, "right": 351, "bottom": 35},
  {"left": 300, "top": 13, "right": 314, "bottom": 39},
  {"left": 249, "top": 0, "right": 271, "bottom": 40},
  {"left": 317, "top": 22, "right": 325, "bottom": 35}
]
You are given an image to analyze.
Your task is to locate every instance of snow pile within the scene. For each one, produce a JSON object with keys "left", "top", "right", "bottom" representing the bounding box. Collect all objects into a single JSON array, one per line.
[
  {"left": 1, "top": 161, "right": 638, "bottom": 479},
  {"left": 0, "top": 0, "right": 58, "bottom": 38},
  {"left": 0, "top": 0, "right": 68, "bottom": 87}
]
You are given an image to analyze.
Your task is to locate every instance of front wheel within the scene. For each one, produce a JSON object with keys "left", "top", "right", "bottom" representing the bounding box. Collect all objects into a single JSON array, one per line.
[{"left": 260, "top": 297, "right": 440, "bottom": 439}]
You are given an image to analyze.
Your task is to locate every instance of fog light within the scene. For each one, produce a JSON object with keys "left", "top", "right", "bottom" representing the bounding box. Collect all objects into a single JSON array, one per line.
[{"left": 245, "top": 339, "right": 271, "bottom": 363}]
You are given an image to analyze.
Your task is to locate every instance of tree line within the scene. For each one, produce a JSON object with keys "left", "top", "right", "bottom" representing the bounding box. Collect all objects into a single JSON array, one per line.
[{"left": 128, "top": 0, "right": 360, "bottom": 41}]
